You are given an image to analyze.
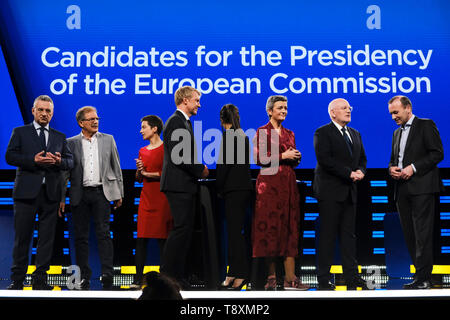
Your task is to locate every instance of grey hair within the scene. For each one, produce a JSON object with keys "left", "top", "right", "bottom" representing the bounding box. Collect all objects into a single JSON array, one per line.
[
  {"left": 266, "top": 95, "right": 287, "bottom": 118},
  {"left": 33, "top": 95, "right": 54, "bottom": 109}
]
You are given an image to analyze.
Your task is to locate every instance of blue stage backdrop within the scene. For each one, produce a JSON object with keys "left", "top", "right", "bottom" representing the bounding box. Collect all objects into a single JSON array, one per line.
[{"left": 0, "top": 0, "right": 449, "bottom": 169}]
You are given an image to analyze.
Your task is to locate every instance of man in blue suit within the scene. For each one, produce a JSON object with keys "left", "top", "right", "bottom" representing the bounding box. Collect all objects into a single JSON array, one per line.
[{"left": 5, "top": 95, "right": 73, "bottom": 290}]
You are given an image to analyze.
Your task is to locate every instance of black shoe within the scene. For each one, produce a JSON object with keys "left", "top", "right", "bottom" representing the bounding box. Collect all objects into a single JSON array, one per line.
[
  {"left": 403, "top": 279, "right": 431, "bottom": 289},
  {"left": 317, "top": 281, "right": 335, "bottom": 291},
  {"left": 228, "top": 279, "right": 248, "bottom": 291},
  {"left": 7, "top": 281, "right": 23, "bottom": 290},
  {"left": 347, "top": 277, "right": 370, "bottom": 290},
  {"left": 32, "top": 281, "right": 53, "bottom": 290},
  {"left": 77, "top": 278, "right": 90, "bottom": 290},
  {"left": 101, "top": 274, "right": 113, "bottom": 290}
]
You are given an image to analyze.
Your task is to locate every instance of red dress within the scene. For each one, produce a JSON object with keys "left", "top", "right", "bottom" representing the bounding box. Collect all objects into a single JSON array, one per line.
[
  {"left": 137, "top": 144, "right": 173, "bottom": 238},
  {"left": 252, "top": 122, "right": 301, "bottom": 257}
]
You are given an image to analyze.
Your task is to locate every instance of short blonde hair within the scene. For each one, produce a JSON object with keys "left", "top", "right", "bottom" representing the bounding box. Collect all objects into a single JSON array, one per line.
[{"left": 174, "top": 86, "right": 201, "bottom": 106}]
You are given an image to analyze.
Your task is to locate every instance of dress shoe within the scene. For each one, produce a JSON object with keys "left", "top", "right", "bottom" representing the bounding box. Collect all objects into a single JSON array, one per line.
[
  {"left": 77, "top": 278, "right": 90, "bottom": 290},
  {"left": 32, "top": 282, "right": 54, "bottom": 290},
  {"left": 347, "top": 277, "right": 371, "bottom": 290},
  {"left": 7, "top": 281, "right": 23, "bottom": 290},
  {"left": 317, "top": 281, "right": 335, "bottom": 291},
  {"left": 403, "top": 279, "right": 431, "bottom": 289},
  {"left": 100, "top": 274, "right": 114, "bottom": 290}
]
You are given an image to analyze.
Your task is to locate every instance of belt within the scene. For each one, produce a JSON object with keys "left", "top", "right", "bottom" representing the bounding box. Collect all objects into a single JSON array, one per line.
[{"left": 83, "top": 185, "right": 103, "bottom": 190}]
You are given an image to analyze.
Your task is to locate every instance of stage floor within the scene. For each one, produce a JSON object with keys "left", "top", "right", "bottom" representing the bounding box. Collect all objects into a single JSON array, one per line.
[{"left": 1, "top": 288, "right": 450, "bottom": 300}]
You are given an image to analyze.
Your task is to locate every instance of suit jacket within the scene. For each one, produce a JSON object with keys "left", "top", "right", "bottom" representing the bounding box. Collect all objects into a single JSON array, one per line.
[
  {"left": 313, "top": 122, "right": 367, "bottom": 202},
  {"left": 5, "top": 123, "right": 73, "bottom": 201},
  {"left": 62, "top": 132, "right": 124, "bottom": 206},
  {"left": 160, "top": 110, "right": 205, "bottom": 194},
  {"left": 216, "top": 129, "right": 253, "bottom": 195},
  {"left": 389, "top": 116, "right": 444, "bottom": 197}
]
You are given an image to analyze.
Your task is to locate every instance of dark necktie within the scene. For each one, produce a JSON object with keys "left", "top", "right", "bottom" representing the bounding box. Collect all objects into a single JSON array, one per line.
[
  {"left": 186, "top": 119, "right": 193, "bottom": 132},
  {"left": 39, "top": 126, "right": 47, "bottom": 151},
  {"left": 341, "top": 127, "right": 353, "bottom": 156}
]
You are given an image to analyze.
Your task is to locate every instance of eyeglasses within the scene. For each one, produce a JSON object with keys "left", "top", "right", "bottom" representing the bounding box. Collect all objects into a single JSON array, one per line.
[
  {"left": 81, "top": 117, "right": 100, "bottom": 122},
  {"left": 336, "top": 106, "right": 353, "bottom": 112}
]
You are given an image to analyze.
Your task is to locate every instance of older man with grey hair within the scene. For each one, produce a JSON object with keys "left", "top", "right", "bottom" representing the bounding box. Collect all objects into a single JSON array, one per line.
[{"left": 313, "top": 98, "right": 369, "bottom": 290}]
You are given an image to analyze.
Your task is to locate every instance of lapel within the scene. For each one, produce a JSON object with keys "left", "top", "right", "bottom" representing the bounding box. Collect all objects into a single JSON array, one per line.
[
  {"left": 403, "top": 116, "right": 418, "bottom": 156},
  {"left": 175, "top": 110, "right": 192, "bottom": 133},
  {"left": 28, "top": 123, "right": 42, "bottom": 149},
  {"left": 47, "top": 128, "right": 55, "bottom": 151},
  {"left": 76, "top": 134, "right": 85, "bottom": 169},
  {"left": 393, "top": 127, "right": 402, "bottom": 160},
  {"left": 329, "top": 122, "right": 353, "bottom": 158}
]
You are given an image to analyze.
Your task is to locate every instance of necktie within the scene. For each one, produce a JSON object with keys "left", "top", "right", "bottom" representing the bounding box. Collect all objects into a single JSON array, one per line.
[
  {"left": 186, "top": 119, "right": 193, "bottom": 132},
  {"left": 39, "top": 126, "right": 47, "bottom": 151},
  {"left": 341, "top": 127, "right": 353, "bottom": 156}
]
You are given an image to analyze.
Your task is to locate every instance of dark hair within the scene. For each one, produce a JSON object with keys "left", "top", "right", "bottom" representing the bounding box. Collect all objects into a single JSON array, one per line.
[
  {"left": 141, "top": 115, "right": 163, "bottom": 135},
  {"left": 220, "top": 104, "right": 241, "bottom": 129},
  {"left": 138, "top": 272, "right": 182, "bottom": 300},
  {"left": 389, "top": 95, "right": 412, "bottom": 109}
]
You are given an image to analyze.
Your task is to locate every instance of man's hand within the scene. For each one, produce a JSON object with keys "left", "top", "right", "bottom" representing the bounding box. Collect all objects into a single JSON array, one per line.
[
  {"left": 113, "top": 198, "right": 123, "bottom": 210},
  {"left": 389, "top": 166, "right": 402, "bottom": 180},
  {"left": 34, "top": 150, "right": 56, "bottom": 166},
  {"left": 47, "top": 152, "right": 62, "bottom": 165},
  {"left": 350, "top": 170, "right": 365, "bottom": 182},
  {"left": 400, "top": 165, "right": 414, "bottom": 180},
  {"left": 58, "top": 202, "right": 65, "bottom": 218},
  {"left": 201, "top": 165, "right": 209, "bottom": 178}
]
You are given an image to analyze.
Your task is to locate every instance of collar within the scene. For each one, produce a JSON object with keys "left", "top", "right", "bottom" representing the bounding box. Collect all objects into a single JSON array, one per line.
[
  {"left": 402, "top": 114, "right": 415, "bottom": 129},
  {"left": 80, "top": 131, "right": 99, "bottom": 141},
  {"left": 331, "top": 120, "right": 348, "bottom": 132},
  {"left": 33, "top": 121, "right": 49, "bottom": 131},
  {"left": 176, "top": 108, "right": 190, "bottom": 121}
]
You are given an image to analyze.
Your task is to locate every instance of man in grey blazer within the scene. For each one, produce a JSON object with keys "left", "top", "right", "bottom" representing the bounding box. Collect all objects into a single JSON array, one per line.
[{"left": 60, "top": 106, "right": 123, "bottom": 290}]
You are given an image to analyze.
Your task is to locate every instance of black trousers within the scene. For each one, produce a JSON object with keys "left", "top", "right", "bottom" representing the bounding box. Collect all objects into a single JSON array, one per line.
[
  {"left": 134, "top": 238, "right": 166, "bottom": 283},
  {"left": 223, "top": 190, "right": 251, "bottom": 279},
  {"left": 160, "top": 191, "right": 196, "bottom": 281},
  {"left": 71, "top": 187, "right": 114, "bottom": 280},
  {"left": 317, "top": 195, "right": 359, "bottom": 284},
  {"left": 396, "top": 183, "right": 435, "bottom": 281},
  {"left": 11, "top": 185, "right": 58, "bottom": 283}
]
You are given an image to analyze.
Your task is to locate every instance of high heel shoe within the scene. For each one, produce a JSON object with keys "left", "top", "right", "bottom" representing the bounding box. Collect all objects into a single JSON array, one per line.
[
  {"left": 228, "top": 279, "right": 248, "bottom": 291},
  {"left": 220, "top": 277, "right": 235, "bottom": 290}
]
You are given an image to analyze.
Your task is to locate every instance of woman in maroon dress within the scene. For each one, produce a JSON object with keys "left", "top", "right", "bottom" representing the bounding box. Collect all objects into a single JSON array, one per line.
[
  {"left": 252, "top": 95, "right": 308, "bottom": 290},
  {"left": 131, "top": 115, "right": 173, "bottom": 288}
]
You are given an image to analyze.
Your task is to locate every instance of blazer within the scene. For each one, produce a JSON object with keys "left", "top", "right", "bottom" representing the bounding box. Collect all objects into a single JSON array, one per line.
[
  {"left": 313, "top": 122, "right": 367, "bottom": 202},
  {"left": 389, "top": 116, "right": 444, "bottom": 197},
  {"left": 62, "top": 132, "right": 124, "bottom": 206},
  {"left": 5, "top": 123, "right": 73, "bottom": 201},
  {"left": 160, "top": 110, "right": 205, "bottom": 194},
  {"left": 216, "top": 129, "right": 253, "bottom": 195}
]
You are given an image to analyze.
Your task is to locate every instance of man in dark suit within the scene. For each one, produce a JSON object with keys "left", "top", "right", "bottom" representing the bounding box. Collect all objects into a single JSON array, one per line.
[
  {"left": 388, "top": 95, "right": 444, "bottom": 289},
  {"left": 60, "top": 106, "right": 124, "bottom": 290},
  {"left": 313, "top": 98, "right": 368, "bottom": 290},
  {"left": 5, "top": 95, "right": 73, "bottom": 290},
  {"left": 160, "top": 86, "right": 209, "bottom": 287}
]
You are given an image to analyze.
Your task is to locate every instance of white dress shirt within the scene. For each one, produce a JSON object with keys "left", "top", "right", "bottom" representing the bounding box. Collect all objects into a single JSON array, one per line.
[{"left": 81, "top": 132, "right": 101, "bottom": 187}]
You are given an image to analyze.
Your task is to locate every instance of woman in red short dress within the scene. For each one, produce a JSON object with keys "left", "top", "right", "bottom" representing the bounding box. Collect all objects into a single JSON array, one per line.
[
  {"left": 131, "top": 115, "right": 172, "bottom": 288},
  {"left": 252, "top": 95, "right": 308, "bottom": 291}
]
